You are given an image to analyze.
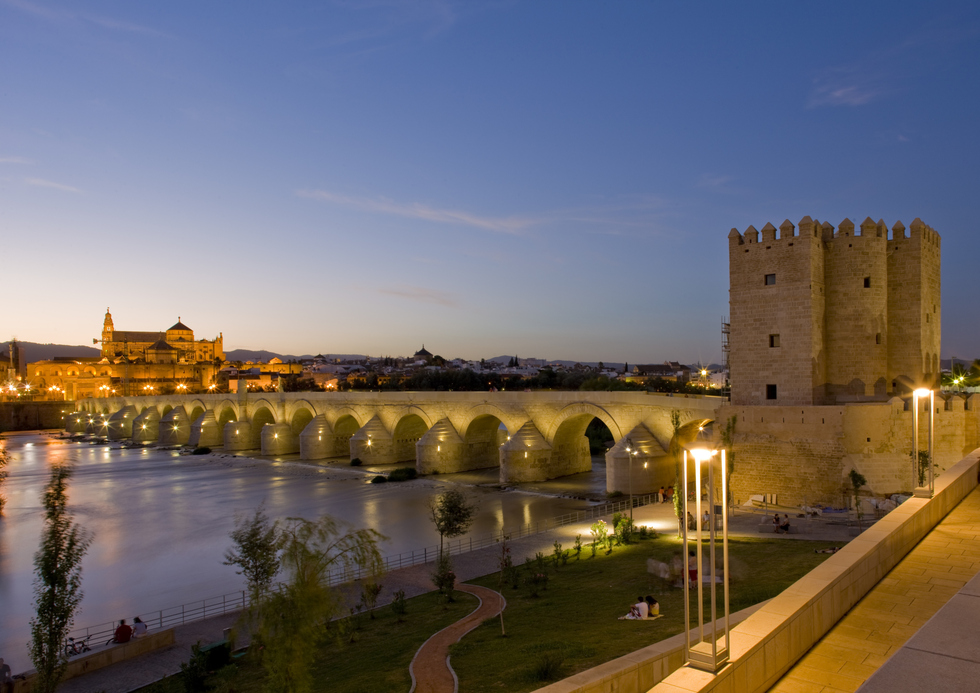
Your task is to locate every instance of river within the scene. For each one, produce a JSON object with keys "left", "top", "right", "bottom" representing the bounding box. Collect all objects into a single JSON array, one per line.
[{"left": 0, "top": 432, "right": 604, "bottom": 672}]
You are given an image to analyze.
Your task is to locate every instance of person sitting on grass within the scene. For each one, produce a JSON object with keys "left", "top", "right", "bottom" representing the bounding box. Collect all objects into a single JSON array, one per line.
[
  {"left": 645, "top": 595, "right": 660, "bottom": 616},
  {"left": 618, "top": 596, "right": 649, "bottom": 620}
]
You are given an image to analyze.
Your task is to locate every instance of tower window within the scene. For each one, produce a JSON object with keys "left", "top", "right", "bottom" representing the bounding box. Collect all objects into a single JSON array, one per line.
[
  {"left": 766, "top": 384, "right": 777, "bottom": 400},
  {"left": 864, "top": 277, "right": 871, "bottom": 288},
  {"left": 876, "top": 333, "right": 882, "bottom": 345},
  {"left": 764, "top": 274, "right": 776, "bottom": 286},
  {"left": 769, "top": 334, "right": 780, "bottom": 348}
]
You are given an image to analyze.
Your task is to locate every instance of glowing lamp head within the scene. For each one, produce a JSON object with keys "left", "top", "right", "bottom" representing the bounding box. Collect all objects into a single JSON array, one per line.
[
  {"left": 913, "top": 388, "right": 931, "bottom": 398},
  {"left": 689, "top": 447, "right": 717, "bottom": 464}
]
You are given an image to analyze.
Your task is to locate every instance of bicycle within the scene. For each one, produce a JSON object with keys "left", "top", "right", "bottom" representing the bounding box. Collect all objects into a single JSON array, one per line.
[{"left": 64, "top": 635, "right": 92, "bottom": 658}]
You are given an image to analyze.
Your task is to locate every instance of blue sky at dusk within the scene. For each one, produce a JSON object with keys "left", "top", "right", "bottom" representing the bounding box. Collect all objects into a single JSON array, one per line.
[{"left": 2, "top": 1, "right": 979, "bottom": 363}]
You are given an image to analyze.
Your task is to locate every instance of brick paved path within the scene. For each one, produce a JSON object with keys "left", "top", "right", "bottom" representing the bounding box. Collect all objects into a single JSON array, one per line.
[{"left": 409, "top": 584, "right": 506, "bottom": 693}]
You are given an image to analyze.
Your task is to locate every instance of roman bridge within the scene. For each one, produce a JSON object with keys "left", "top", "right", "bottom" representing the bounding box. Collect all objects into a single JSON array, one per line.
[{"left": 66, "top": 390, "right": 723, "bottom": 493}]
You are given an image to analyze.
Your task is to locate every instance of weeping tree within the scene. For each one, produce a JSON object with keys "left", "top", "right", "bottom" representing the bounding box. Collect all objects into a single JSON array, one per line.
[
  {"left": 29, "top": 465, "right": 92, "bottom": 693},
  {"left": 250, "top": 515, "right": 384, "bottom": 693}
]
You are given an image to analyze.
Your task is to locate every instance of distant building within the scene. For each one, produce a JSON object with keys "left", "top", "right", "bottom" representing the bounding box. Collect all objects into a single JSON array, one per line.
[{"left": 100, "top": 309, "right": 224, "bottom": 363}]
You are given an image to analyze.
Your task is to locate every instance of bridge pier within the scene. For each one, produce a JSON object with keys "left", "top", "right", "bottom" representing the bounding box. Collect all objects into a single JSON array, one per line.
[
  {"left": 190, "top": 411, "right": 222, "bottom": 448},
  {"left": 86, "top": 413, "right": 109, "bottom": 437},
  {"left": 416, "top": 418, "right": 466, "bottom": 474},
  {"left": 350, "top": 415, "right": 395, "bottom": 465},
  {"left": 159, "top": 407, "right": 191, "bottom": 446},
  {"left": 107, "top": 405, "right": 139, "bottom": 440},
  {"left": 132, "top": 407, "right": 160, "bottom": 443},
  {"left": 66, "top": 411, "right": 87, "bottom": 434},
  {"left": 299, "top": 415, "right": 331, "bottom": 460},
  {"left": 606, "top": 425, "right": 670, "bottom": 495},
  {"left": 499, "top": 422, "right": 553, "bottom": 483},
  {"left": 262, "top": 422, "right": 299, "bottom": 455},
  {"left": 224, "top": 421, "right": 255, "bottom": 451}
]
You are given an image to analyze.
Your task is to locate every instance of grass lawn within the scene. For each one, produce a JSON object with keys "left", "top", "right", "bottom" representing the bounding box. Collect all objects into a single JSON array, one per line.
[{"left": 139, "top": 534, "right": 842, "bottom": 693}]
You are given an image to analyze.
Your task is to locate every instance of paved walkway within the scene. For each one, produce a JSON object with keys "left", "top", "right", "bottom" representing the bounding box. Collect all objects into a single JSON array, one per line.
[
  {"left": 408, "top": 584, "right": 506, "bottom": 693},
  {"left": 769, "top": 486, "right": 980, "bottom": 693}
]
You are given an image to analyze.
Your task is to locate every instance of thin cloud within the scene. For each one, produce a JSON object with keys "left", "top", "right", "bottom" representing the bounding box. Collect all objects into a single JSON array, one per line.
[
  {"left": 808, "top": 73, "right": 883, "bottom": 108},
  {"left": 697, "top": 174, "right": 734, "bottom": 189},
  {"left": 297, "top": 189, "right": 537, "bottom": 234},
  {"left": 25, "top": 177, "right": 81, "bottom": 193},
  {"left": 377, "top": 285, "right": 458, "bottom": 308},
  {"left": 2, "top": 0, "right": 171, "bottom": 38},
  {"left": 0, "top": 156, "right": 32, "bottom": 164}
]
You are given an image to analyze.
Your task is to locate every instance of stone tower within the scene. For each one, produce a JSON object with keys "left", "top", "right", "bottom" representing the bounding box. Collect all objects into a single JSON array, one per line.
[
  {"left": 728, "top": 216, "right": 940, "bottom": 406},
  {"left": 102, "top": 308, "right": 114, "bottom": 344}
]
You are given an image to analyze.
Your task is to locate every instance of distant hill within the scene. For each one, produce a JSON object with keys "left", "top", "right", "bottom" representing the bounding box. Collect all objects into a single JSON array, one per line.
[
  {"left": 1, "top": 341, "right": 101, "bottom": 362},
  {"left": 224, "top": 349, "right": 368, "bottom": 363}
]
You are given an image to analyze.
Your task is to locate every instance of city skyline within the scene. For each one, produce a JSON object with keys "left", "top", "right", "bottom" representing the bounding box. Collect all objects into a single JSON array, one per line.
[{"left": 3, "top": 1, "right": 980, "bottom": 363}]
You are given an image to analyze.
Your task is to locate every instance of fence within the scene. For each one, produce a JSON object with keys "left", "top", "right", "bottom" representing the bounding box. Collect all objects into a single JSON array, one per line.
[{"left": 69, "top": 493, "right": 655, "bottom": 642}]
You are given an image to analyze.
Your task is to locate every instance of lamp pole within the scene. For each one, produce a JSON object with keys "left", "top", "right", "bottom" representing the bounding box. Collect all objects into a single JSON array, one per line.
[{"left": 912, "top": 388, "right": 935, "bottom": 498}]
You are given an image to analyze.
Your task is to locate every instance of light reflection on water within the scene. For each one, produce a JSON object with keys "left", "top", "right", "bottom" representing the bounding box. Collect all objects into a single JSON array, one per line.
[{"left": 0, "top": 433, "right": 596, "bottom": 672}]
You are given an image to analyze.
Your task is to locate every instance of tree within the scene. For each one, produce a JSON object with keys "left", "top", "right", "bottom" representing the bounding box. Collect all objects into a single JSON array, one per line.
[
  {"left": 669, "top": 410, "right": 683, "bottom": 528},
  {"left": 849, "top": 469, "right": 868, "bottom": 532},
  {"left": 251, "top": 515, "right": 384, "bottom": 693},
  {"left": 0, "top": 445, "right": 7, "bottom": 515},
  {"left": 224, "top": 504, "right": 282, "bottom": 597},
  {"left": 429, "top": 489, "right": 477, "bottom": 558},
  {"left": 29, "top": 465, "right": 92, "bottom": 693}
]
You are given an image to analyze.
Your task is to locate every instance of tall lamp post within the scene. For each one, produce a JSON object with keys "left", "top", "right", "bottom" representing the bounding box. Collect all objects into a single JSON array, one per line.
[
  {"left": 912, "top": 388, "right": 935, "bottom": 498},
  {"left": 682, "top": 442, "right": 730, "bottom": 673}
]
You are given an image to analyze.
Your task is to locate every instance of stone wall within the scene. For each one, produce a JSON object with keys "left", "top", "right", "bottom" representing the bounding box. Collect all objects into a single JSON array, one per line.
[
  {"left": 0, "top": 401, "right": 72, "bottom": 431},
  {"left": 723, "top": 396, "right": 980, "bottom": 506}
]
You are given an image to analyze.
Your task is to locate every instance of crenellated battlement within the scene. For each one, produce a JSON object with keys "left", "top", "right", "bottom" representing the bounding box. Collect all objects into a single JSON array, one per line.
[{"left": 729, "top": 216, "right": 939, "bottom": 247}]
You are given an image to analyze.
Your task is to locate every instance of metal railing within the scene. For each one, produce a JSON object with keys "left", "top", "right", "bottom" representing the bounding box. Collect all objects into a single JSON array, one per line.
[{"left": 69, "top": 494, "right": 654, "bottom": 642}]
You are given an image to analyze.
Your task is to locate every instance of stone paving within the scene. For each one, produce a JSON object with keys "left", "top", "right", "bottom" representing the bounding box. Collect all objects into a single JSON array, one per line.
[{"left": 768, "top": 486, "right": 980, "bottom": 693}]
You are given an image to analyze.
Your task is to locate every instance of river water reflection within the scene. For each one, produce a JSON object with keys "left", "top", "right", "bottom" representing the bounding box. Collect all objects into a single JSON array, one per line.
[{"left": 0, "top": 433, "right": 600, "bottom": 671}]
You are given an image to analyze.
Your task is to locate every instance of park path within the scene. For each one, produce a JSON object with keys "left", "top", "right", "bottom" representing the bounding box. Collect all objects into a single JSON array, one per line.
[{"left": 409, "top": 584, "right": 506, "bottom": 693}]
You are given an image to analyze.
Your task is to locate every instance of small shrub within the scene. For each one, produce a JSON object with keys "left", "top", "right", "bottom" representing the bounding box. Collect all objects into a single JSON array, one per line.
[
  {"left": 530, "top": 650, "right": 565, "bottom": 681},
  {"left": 370, "top": 475, "right": 387, "bottom": 483},
  {"left": 180, "top": 642, "right": 210, "bottom": 693},
  {"left": 432, "top": 553, "right": 456, "bottom": 602},
  {"left": 192, "top": 446, "right": 211, "bottom": 455},
  {"left": 534, "top": 551, "right": 548, "bottom": 573},
  {"left": 524, "top": 571, "right": 549, "bottom": 597},
  {"left": 390, "top": 589, "right": 407, "bottom": 618},
  {"left": 615, "top": 516, "right": 635, "bottom": 544},
  {"left": 388, "top": 467, "right": 418, "bottom": 482},
  {"left": 573, "top": 534, "right": 582, "bottom": 560},
  {"left": 350, "top": 457, "right": 362, "bottom": 466},
  {"left": 607, "top": 490, "right": 624, "bottom": 499},
  {"left": 359, "top": 582, "right": 384, "bottom": 618},
  {"left": 552, "top": 541, "right": 563, "bottom": 568}
]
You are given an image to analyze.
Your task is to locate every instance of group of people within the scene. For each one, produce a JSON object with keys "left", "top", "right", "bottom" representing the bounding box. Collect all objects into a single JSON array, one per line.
[
  {"left": 772, "top": 513, "right": 792, "bottom": 534},
  {"left": 656, "top": 486, "right": 674, "bottom": 504},
  {"left": 619, "top": 595, "right": 660, "bottom": 620},
  {"left": 112, "top": 617, "right": 148, "bottom": 644}
]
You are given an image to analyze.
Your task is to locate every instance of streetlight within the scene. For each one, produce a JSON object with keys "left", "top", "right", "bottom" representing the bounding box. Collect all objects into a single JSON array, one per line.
[
  {"left": 912, "top": 388, "right": 935, "bottom": 498},
  {"left": 682, "top": 440, "right": 730, "bottom": 673}
]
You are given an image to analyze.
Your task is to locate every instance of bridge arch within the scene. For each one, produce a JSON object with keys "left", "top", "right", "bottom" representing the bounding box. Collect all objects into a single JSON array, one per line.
[
  {"left": 392, "top": 409, "right": 432, "bottom": 463},
  {"left": 461, "top": 413, "right": 508, "bottom": 470},
  {"left": 546, "top": 402, "right": 623, "bottom": 478},
  {"left": 290, "top": 406, "right": 315, "bottom": 437},
  {"left": 460, "top": 404, "right": 518, "bottom": 440},
  {"left": 249, "top": 398, "right": 279, "bottom": 424},
  {"left": 217, "top": 404, "right": 238, "bottom": 429},
  {"left": 248, "top": 405, "right": 277, "bottom": 449}
]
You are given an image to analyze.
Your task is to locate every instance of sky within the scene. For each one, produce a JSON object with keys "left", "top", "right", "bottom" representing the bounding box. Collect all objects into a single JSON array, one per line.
[{"left": 2, "top": 1, "right": 980, "bottom": 364}]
